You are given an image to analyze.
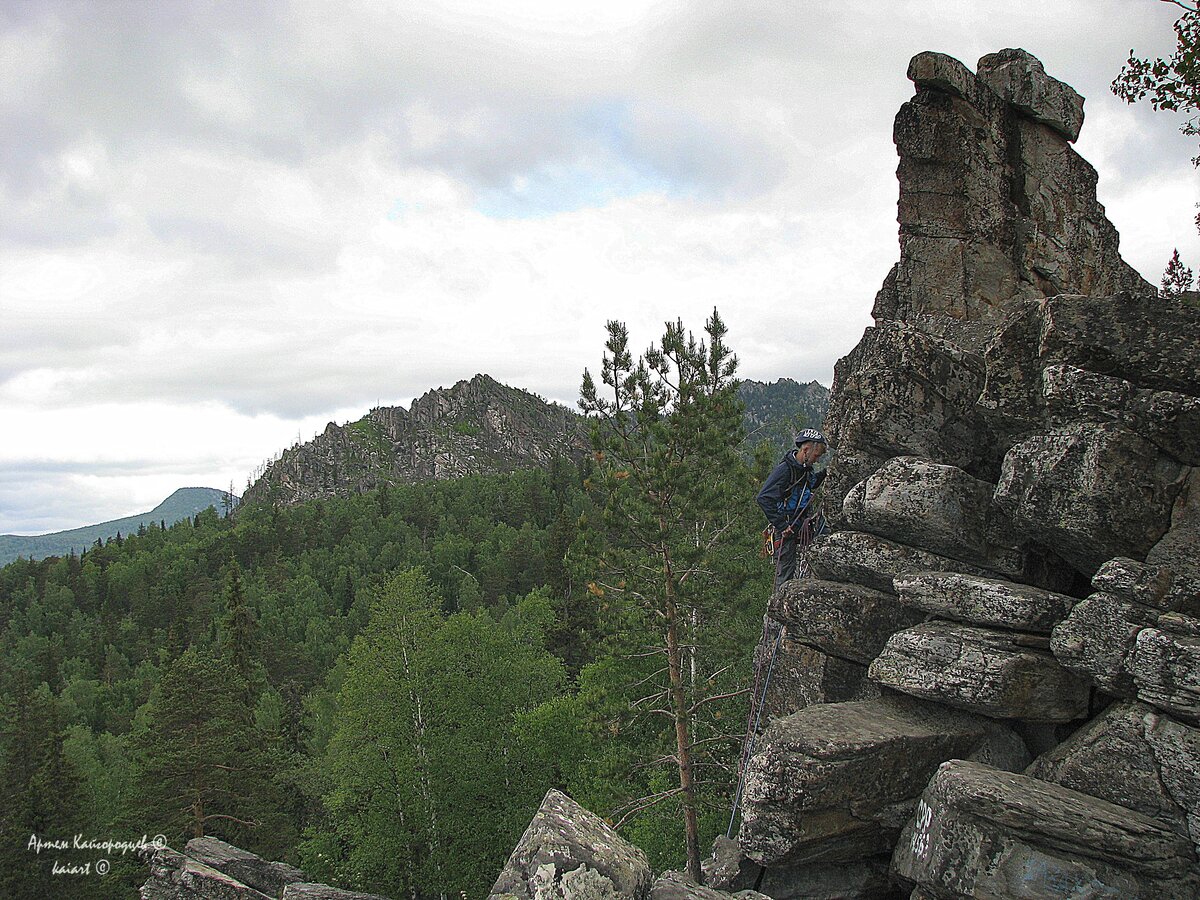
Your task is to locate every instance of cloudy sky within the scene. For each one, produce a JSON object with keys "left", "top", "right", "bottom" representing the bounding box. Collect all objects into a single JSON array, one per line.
[{"left": 1, "top": 0, "right": 1195, "bottom": 534}]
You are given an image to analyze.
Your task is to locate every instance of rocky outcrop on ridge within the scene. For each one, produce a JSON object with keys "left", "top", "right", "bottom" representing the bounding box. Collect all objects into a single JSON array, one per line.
[
  {"left": 242, "top": 374, "right": 589, "bottom": 507},
  {"left": 714, "top": 48, "right": 1200, "bottom": 898},
  {"left": 242, "top": 376, "right": 827, "bottom": 508},
  {"left": 738, "top": 378, "right": 830, "bottom": 451}
]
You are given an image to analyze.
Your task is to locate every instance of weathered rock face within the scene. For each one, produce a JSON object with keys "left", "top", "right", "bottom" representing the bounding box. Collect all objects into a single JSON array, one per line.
[
  {"left": 807, "top": 530, "right": 994, "bottom": 595},
  {"left": 489, "top": 789, "right": 653, "bottom": 900},
  {"left": 736, "top": 46, "right": 1200, "bottom": 898},
  {"left": 995, "top": 422, "right": 1188, "bottom": 574},
  {"left": 183, "top": 837, "right": 306, "bottom": 898},
  {"left": 751, "top": 632, "right": 879, "bottom": 721},
  {"left": 284, "top": 885, "right": 394, "bottom": 900},
  {"left": 869, "top": 621, "right": 1090, "bottom": 721},
  {"left": 704, "top": 836, "right": 893, "bottom": 900},
  {"left": 737, "top": 695, "right": 1024, "bottom": 867},
  {"left": 892, "top": 760, "right": 1200, "bottom": 899},
  {"left": 876, "top": 50, "right": 1148, "bottom": 356},
  {"left": 1149, "top": 466, "right": 1200, "bottom": 582},
  {"left": 647, "top": 870, "right": 770, "bottom": 900},
  {"left": 242, "top": 374, "right": 589, "bottom": 506},
  {"left": 841, "top": 457, "right": 995, "bottom": 564},
  {"left": 771, "top": 578, "right": 924, "bottom": 665},
  {"left": 1027, "top": 700, "right": 1200, "bottom": 858},
  {"left": 893, "top": 571, "right": 1074, "bottom": 632},
  {"left": 1053, "top": 557, "right": 1200, "bottom": 722}
]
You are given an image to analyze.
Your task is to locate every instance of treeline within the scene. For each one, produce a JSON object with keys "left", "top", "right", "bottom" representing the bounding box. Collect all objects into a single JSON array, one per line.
[{"left": 0, "top": 447, "right": 773, "bottom": 898}]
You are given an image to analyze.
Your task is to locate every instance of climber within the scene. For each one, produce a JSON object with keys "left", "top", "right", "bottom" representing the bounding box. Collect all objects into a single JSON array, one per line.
[{"left": 756, "top": 428, "right": 829, "bottom": 590}]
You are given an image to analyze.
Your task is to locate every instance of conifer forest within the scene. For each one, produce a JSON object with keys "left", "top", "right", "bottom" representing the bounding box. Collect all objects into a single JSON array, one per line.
[{"left": 0, "top": 317, "right": 781, "bottom": 899}]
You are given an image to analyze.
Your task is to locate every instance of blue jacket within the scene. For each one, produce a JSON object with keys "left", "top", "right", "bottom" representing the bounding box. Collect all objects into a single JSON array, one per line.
[{"left": 756, "top": 450, "right": 826, "bottom": 530}]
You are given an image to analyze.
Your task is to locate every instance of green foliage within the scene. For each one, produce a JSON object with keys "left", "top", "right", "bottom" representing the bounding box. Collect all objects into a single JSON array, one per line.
[
  {"left": 302, "top": 572, "right": 564, "bottom": 897},
  {"left": 0, "top": 679, "right": 89, "bottom": 899},
  {"left": 0, "top": 352, "right": 774, "bottom": 892},
  {"left": 1113, "top": 2, "right": 1200, "bottom": 166},
  {"left": 1162, "top": 247, "right": 1196, "bottom": 298},
  {"left": 130, "top": 647, "right": 283, "bottom": 850},
  {"left": 577, "top": 309, "right": 763, "bottom": 879}
]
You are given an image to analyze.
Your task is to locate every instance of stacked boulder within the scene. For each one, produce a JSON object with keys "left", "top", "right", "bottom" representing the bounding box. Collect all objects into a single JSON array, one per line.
[{"left": 718, "top": 49, "right": 1200, "bottom": 898}]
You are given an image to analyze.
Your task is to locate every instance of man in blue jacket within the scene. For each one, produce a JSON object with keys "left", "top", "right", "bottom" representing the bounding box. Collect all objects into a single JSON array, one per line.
[{"left": 756, "top": 428, "right": 828, "bottom": 590}]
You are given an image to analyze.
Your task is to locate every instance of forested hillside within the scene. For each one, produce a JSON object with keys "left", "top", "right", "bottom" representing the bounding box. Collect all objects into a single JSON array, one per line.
[
  {"left": 0, "top": 487, "right": 234, "bottom": 567},
  {"left": 0, "top": 398, "right": 775, "bottom": 897}
]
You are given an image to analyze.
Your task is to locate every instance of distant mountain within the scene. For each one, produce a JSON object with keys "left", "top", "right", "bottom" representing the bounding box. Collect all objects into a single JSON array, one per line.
[
  {"left": 739, "top": 377, "right": 830, "bottom": 452},
  {"left": 243, "top": 373, "right": 831, "bottom": 509},
  {"left": 0, "top": 487, "right": 234, "bottom": 566},
  {"left": 242, "top": 374, "right": 589, "bottom": 507}
]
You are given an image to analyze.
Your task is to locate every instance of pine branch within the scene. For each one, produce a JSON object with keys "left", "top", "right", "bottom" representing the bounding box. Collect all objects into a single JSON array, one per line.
[{"left": 611, "top": 788, "right": 684, "bottom": 830}]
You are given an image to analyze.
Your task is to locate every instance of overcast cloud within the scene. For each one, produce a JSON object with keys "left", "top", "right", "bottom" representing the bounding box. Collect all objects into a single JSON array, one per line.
[{"left": 1, "top": 0, "right": 1195, "bottom": 534}]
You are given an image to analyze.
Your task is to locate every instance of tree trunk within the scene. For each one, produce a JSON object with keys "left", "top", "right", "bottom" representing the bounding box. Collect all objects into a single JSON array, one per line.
[{"left": 662, "top": 547, "right": 702, "bottom": 882}]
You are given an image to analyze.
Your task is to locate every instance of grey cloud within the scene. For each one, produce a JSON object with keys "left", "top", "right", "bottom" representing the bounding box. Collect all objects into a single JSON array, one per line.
[
  {"left": 3, "top": 0, "right": 791, "bottom": 244},
  {"left": 143, "top": 213, "right": 341, "bottom": 275}
]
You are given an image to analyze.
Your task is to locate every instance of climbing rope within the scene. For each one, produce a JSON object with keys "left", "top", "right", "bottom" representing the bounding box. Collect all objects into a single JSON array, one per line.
[
  {"left": 726, "top": 621, "right": 783, "bottom": 838},
  {"left": 726, "top": 507, "right": 826, "bottom": 838}
]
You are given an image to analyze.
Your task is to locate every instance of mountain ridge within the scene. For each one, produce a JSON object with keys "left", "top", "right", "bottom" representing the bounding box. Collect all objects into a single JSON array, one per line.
[
  {"left": 0, "top": 486, "right": 232, "bottom": 566},
  {"left": 242, "top": 373, "right": 590, "bottom": 507},
  {"left": 243, "top": 372, "right": 830, "bottom": 508}
]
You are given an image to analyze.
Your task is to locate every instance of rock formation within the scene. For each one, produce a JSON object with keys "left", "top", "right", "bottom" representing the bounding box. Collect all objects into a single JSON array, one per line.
[
  {"left": 489, "top": 789, "right": 654, "bottom": 900},
  {"left": 490, "top": 790, "right": 777, "bottom": 900},
  {"left": 156, "top": 47, "right": 1200, "bottom": 900},
  {"left": 714, "top": 48, "right": 1200, "bottom": 898},
  {"left": 242, "top": 374, "right": 589, "bottom": 506},
  {"left": 140, "top": 836, "right": 390, "bottom": 900}
]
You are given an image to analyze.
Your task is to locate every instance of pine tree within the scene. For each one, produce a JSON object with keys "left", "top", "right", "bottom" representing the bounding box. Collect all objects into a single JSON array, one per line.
[
  {"left": 1161, "top": 247, "right": 1195, "bottom": 298},
  {"left": 219, "top": 563, "right": 259, "bottom": 709},
  {"left": 132, "top": 647, "right": 274, "bottom": 846},
  {"left": 578, "top": 309, "right": 753, "bottom": 881},
  {"left": 0, "top": 680, "right": 87, "bottom": 900}
]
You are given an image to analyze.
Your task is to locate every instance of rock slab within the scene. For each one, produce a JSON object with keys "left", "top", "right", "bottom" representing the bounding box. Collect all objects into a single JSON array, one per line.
[
  {"left": 738, "top": 695, "right": 1016, "bottom": 867},
  {"left": 870, "top": 620, "right": 1090, "bottom": 721},
  {"left": 892, "top": 760, "right": 1200, "bottom": 898},
  {"left": 1027, "top": 700, "right": 1200, "bottom": 857},
  {"left": 772, "top": 578, "right": 925, "bottom": 665},
  {"left": 894, "top": 570, "right": 1074, "bottom": 632},
  {"left": 185, "top": 837, "right": 306, "bottom": 898},
  {"left": 489, "top": 789, "right": 652, "bottom": 900}
]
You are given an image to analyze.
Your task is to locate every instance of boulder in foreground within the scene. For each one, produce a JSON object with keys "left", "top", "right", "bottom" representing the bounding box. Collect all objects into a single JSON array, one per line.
[
  {"left": 489, "top": 789, "right": 652, "bottom": 900},
  {"left": 892, "top": 759, "right": 1200, "bottom": 898}
]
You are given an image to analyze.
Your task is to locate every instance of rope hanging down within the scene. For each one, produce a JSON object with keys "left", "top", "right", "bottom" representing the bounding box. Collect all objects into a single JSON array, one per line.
[{"left": 726, "top": 509, "right": 823, "bottom": 839}]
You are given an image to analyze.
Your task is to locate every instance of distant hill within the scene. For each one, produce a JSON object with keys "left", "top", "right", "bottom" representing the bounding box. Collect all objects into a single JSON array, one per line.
[
  {"left": 0, "top": 487, "right": 233, "bottom": 565},
  {"left": 242, "top": 374, "right": 589, "bottom": 507},
  {"left": 244, "top": 373, "right": 830, "bottom": 509},
  {"left": 739, "top": 377, "right": 830, "bottom": 452}
]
